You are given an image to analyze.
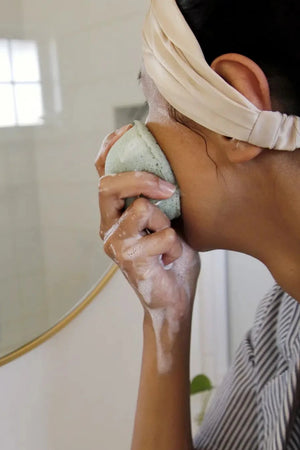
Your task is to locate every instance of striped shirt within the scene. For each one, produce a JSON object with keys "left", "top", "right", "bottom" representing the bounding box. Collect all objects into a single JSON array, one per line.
[{"left": 194, "top": 284, "right": 300, "bottom": 450}]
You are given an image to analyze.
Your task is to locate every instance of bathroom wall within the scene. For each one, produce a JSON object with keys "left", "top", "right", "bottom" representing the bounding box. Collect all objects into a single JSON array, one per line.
[
  {"left": 0, "top": 0, "right": 148, "bottom": 347},
  {"left": 0, "top": 0, "right": 48, "bottom": 353},
  {"left": 21, "top": 0, "right": 148, "bottom": 324}
]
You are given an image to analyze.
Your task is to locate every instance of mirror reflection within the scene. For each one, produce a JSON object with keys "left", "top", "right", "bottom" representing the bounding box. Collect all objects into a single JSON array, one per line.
[{"left": 0, "top": 0, "right": 147, "bottom": 360}]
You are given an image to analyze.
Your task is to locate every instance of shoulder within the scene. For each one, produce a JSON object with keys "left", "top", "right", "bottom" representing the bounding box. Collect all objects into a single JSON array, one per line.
[{"left": 250, "top": 284, "right": 300, "bottom": 361}]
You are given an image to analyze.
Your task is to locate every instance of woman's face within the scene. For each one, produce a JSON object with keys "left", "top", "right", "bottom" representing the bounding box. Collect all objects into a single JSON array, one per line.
[{"left": 140, "top": 68, "right": 235, "bottom": 251}]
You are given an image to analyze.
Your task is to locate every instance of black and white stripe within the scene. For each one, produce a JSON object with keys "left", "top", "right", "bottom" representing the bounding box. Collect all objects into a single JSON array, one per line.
[{"left": 194, "top": 284, "right": 300, "bottom": 450}]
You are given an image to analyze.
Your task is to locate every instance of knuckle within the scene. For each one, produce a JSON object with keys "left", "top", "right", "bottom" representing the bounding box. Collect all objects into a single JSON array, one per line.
[
  {"left": 165, "top": 227, "right": 177, "bottom": 243},
  {"left": 154, "top": 175, "right": 162, "bottom": 189},
  {"left": 144, "top": 173, "right": 160, "bottom": 189},
  {"left": 99, "top": 228, "right": 105, "bottom": 241},
  {"left": 132, "top": 197, "right": 150, "bottom": 215},
  {"left": 121, "top": 243, "right": 140, "bottom": 262},
  {"left": 98, "top": 176, "right": 105, "bottom": 192},
  {"left": 98, "top": 175, "right": 112, "bottom": 194},
  {"left": 103, "top": 239, "right": 110, "bottom": 255},
  {"left": 103, "top": 237, "right": 116, "bottom": 259}
]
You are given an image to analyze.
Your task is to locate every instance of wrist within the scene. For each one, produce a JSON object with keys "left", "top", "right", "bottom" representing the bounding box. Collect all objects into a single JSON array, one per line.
[
  {"left": 143, "top": 304, "right": 193, "bottom": 333},
  {"left": 143, "top": 307, "right": 192, "bottom": 375}
]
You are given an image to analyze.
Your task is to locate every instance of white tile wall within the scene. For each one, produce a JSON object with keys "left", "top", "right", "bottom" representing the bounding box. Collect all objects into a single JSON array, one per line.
[
  {"left": 0, "top": 0, "right": 23, "bottom": 29},
  {"left": 0, "top": 276, "right": 20, "bottom": 319},
  {"left": 36, "top": 182, "right": 98, "bottom": 230},
  {"left": 29, "top": 0, "right": 148, "bottom": 350},
  {"left": 22, "top": 0, "right": 147, "bottom": 33},
  {"left": 0, "top": 192, "right": 13, "bottom": 230},
  {"left": 14, "top": 228, "right": 44, "bottom": 276},
  {"left": 0, "top": 2, "right": 178, "bottom": 448},
  {"left": 1, "top": 0, "right": 148, "bottom": 361},
  {"left": 34, "top": 141, "right": 99, "bottom": 184},
  {"left": 6, "top": 146, "right": 37, "bottom": 186}
]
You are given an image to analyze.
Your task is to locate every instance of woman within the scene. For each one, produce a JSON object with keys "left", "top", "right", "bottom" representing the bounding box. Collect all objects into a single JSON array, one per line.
[{"left": 95, "top": 0, "right": 300, "bottom": 448}]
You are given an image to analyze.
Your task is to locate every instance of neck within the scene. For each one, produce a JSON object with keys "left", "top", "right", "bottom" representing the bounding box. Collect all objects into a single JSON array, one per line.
[
  {"left": 269, "top": 256, "right": 300, "bottom": 303},
  {"left": 261, "top": 153, "right": 300, "bottom": 301},
  {"left": 226, "top": 151, "right": 300, "bottom": 302},
  {"left": 226, "top": 219, "right": 300, "bottom": 302},
  {"left": 260, "top": 219, "right": 300, "bottom": 302}
]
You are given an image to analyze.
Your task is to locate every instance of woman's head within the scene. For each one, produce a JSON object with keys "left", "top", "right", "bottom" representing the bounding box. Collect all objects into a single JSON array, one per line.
[
  {"left": 142, "top": 0, "right": 300, "bottom": 151},
  {"left": 140, "top": 0, "right": 300, "bottom": 281}
]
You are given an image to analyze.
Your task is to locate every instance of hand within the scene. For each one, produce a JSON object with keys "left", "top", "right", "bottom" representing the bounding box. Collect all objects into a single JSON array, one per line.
[{"left": 95, "top": 125, "right": 200, "bottom": 322}]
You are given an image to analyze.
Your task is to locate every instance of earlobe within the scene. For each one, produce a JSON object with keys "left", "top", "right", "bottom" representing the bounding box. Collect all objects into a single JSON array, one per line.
[
  {"left": 224, "top": 138, "right": 263, "bottom": 164},
  {"left": 211, "top": 53, "right": 272, "bottom": 110}
]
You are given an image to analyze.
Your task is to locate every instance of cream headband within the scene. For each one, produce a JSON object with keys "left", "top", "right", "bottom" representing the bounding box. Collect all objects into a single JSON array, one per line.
[{"left": 142, "top": 0, "right": 300, "bottom": 151}]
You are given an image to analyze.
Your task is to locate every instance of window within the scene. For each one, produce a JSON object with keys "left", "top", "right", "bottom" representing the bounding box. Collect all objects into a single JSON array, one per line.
[{"left": 0, "top": 39, "right": 44, "bottom": 128}]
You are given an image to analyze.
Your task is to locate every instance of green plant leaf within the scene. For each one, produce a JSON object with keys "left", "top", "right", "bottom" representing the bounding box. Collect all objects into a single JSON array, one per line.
[{"left": 190, "top": 374, "right": 213, "bottom": 395}]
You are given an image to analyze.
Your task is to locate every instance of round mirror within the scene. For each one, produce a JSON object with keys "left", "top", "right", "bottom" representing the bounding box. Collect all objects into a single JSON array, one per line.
[{"left": 0, "top": 0, "right": 147, "bottom": 364}]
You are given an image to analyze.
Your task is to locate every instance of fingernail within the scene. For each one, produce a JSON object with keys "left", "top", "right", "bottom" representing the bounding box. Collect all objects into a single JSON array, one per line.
[{"left": 159, "top": 179, "right": 176, "bottom": 194}]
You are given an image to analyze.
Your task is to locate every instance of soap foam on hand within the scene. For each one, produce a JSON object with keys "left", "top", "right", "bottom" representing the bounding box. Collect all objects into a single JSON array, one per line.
[{"left": 104, "top": 120, "right": 181, "bottom": 221}]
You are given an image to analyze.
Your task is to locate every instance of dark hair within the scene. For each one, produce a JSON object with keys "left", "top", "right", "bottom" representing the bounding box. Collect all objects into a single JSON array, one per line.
[{"left": 176, "top": 0, "right": 300, "bottom": 115}]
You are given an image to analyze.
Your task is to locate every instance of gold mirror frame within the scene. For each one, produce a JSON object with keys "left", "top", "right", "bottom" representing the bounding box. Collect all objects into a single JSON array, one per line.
[{"left": 0, "top": 264, "right": 118, "bottom": 367}]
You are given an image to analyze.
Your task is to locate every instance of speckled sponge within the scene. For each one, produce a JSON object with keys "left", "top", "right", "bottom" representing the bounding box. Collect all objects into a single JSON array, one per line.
[{"left": 105, "top": 120, "right": 181, "bottom": 220}]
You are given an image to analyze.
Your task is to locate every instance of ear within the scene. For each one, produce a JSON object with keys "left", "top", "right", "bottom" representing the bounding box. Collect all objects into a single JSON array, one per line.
[
  {"left": 220, "top": 137, "right": 263, "bottom": 164},
  {"left": 211, "top": 53, "right": 272, "bottom": 110},
  {"left": 211, "top": 53, "right": 271, "bottom": 162}
]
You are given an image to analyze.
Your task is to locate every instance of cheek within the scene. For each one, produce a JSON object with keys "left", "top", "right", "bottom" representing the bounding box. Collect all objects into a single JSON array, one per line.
[{"left": 145, "top": 121, "right": 222, "bottom": 249}]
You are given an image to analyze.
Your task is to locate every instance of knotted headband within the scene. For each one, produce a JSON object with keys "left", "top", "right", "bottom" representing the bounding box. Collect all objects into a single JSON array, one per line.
[{"left": 142, "top": 0, "right": 300, "bottom": 151}]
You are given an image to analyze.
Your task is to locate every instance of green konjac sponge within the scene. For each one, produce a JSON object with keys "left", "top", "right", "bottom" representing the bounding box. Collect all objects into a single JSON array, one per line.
[{"left": 104, "top": 120, "right": 181, "bottom": 220}]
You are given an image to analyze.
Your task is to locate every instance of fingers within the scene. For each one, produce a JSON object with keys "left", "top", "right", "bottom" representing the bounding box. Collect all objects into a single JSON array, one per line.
[
  {"left": 103, "top": 198, "right": 181, "bottom": 264},
  {"left": 103, "top": 196, "right": 171, "bottom": 246},
  {"left": 117, "top": 198, "right": 170, "bottom": 236},
  {"left": 111, "top": 230, "right": 182, "bottom": 275},
  {"left": 105, "top": 229, "right": 183, "bottom": 281},
  {"left": 136, "top": 228, "right": 182, "bottom": 265},
  {"left": 95, "top": 124, "right": 133, "bottom": 177},
  {"left": 98, "top": 173, "right": 176, "bottom": 239}
]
